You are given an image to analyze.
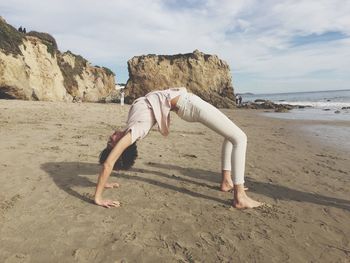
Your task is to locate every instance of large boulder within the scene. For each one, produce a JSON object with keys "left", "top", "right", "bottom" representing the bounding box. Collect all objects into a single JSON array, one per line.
[
  {"left": 0, "top": 17, "right": 115, "bottom": 102},
  {"left": 125, "top": 50, "right": 235, "bottom": 108},
  {"left": 239, "top": 99, "right": 298, "bottom": 112}
]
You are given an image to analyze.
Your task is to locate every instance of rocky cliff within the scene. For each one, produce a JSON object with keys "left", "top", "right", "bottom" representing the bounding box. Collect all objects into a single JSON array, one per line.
[
  {"left": 125, "top": 50, "right": 235, "bottom": 108},
  {"left": 0, "top": 17, "right": 115, "bottom": 102}
]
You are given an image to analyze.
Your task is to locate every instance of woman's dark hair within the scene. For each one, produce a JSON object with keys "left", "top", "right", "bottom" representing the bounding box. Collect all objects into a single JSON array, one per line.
[{"left": 99, "top": 142, "right": 138, "bottom": 170}]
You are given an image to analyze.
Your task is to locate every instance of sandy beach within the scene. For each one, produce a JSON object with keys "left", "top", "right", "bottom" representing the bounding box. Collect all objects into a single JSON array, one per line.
[{"left": 0, "top": 99, "right": 349, "bottom": 262}]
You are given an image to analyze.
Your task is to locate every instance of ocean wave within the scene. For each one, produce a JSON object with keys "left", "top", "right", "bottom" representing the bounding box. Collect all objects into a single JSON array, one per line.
[{"left": 278, "top": 101, "right": 350, "bottom": 109}]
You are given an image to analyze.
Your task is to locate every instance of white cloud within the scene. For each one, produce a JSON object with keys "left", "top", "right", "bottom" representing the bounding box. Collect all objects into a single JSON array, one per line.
[{"left": 1, "top": 0, "right": 349, "bottom": 92}]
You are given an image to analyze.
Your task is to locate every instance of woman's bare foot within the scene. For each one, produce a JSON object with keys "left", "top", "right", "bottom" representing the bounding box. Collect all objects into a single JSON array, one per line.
[
  {"left": 232, "top": 184, "right": 263, "bottom": 209},
  {"left": 104, "top": 182, "right": 120, "bottom": 189},
  {"left": 221, "top": 170, "right": 234, "bottom": 192},
  {"left": 220, "top": 171, "right": 248, "bottom": 192},
  {"left": 233, "top": 195, "right": 263, "bottom": 209},
  {"left": 220, "top": 180, "right": 234, "bottom": 192}
]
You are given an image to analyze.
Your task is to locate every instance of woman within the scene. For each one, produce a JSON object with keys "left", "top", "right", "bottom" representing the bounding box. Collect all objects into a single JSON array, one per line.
[{"left": 95, "top": 87, "right": 262, "bottom": 209}]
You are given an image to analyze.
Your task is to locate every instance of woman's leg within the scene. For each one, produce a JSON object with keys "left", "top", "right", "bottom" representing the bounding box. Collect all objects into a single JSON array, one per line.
[
  {"left": 191, "top": 96, "right": 262, "bottom": 208},
  {"left": 221, "top": 140, "right": 249, "bottom": 192},
  {"left": 221, "top": 139, "right": 234, "bottom": 191},
  {"left": 193, "top": 99, "right": 247, "bottom": 184}
]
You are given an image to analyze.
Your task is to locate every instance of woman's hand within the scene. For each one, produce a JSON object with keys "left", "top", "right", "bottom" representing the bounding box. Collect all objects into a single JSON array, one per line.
[
  {"left": 104, "top": 182, "right": 120, "bottom": 189},
  {"left": 94, "top": 199, "right": 120, "bottom": 208},
  {"left": 94, "top": 131, "right": 132, "bottom": 209}
]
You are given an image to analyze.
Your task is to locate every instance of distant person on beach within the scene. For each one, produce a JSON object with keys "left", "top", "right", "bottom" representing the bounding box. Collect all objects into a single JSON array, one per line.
[
  {"left": 95, "top": 88, "right": 262, "bottom": 209},
  {"left": 120, "top": 91, "right": 125, "bottom": 106},
  {"left": 236, "top": 94, "right": 242, "bottom": 106}
]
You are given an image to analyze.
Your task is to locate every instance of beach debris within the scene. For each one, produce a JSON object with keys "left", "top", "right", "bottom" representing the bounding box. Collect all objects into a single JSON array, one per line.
[{"left": 183, "top": 154, "right": 197, "bottom": 158}]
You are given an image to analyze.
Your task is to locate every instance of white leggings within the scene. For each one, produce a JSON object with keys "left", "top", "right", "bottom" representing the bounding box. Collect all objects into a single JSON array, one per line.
[{"left": 176, "top": 93, "right": 247, "bottom": 184}]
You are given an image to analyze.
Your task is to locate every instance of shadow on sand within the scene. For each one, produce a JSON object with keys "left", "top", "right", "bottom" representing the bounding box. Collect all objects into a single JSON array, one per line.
[
  {"left": 41, "top": 161, "right": 350, "bottom": 211},
  {"left": 41, "top": 162, "right": 231, "bottom": 206}
]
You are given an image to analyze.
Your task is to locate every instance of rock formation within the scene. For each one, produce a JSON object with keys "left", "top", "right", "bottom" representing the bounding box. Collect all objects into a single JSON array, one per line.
[
  {"left": 239, "top": 99, "right": 309, "bottom": 112},
  {"left": 0, "top": 17, "right": 115, "bottom": 102},
  {"left": 125, "top": 50, "right": 235, "bottom": 108}
]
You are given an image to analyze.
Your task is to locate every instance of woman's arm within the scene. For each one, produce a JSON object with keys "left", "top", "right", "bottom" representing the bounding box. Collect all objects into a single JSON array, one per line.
[{"left": 94, "top": 131, "right": 132, "bottom": 208}]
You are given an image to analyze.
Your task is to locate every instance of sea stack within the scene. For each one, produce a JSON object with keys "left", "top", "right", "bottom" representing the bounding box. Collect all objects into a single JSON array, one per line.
[{"left": 125, "top": 50, "right": 236, "bottom": 108}]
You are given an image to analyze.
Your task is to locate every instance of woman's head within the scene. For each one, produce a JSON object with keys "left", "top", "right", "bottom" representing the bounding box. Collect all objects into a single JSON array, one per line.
[{"left": 99, "top": 130, "right": 138, "bottom": 170}]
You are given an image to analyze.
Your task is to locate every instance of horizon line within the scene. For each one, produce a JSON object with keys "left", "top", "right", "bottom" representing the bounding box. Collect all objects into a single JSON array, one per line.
[{"left": 239, "top": 88, "right": 350, "bottom": 96}]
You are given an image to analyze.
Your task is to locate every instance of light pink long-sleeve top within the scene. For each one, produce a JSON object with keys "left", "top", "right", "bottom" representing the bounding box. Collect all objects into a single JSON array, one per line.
[
  {"left": 145, "top": 87, "right": 187, "bottom": 136},
  {"left": 124, "top": 87, "right": 187, "bottom": 143}
]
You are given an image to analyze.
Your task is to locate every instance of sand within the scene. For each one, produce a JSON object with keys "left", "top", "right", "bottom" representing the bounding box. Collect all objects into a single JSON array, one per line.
[{"left": 0, "top": 100, "right": 349, "bottom": 263}]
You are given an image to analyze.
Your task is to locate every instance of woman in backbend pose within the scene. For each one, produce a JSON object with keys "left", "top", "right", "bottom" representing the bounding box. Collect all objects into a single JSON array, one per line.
[{"left": 95, "top": 87, "right": 262, "bottom": 209}]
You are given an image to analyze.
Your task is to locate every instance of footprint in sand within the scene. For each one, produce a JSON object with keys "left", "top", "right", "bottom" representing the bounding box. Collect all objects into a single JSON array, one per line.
[
  {"left": 0, "top": 194, "right": 22, "bottom": 214},
  {"left": 4, "top": 253, "right": 30, "bottom": 263},
  {"left": 254, "top": 204, "right": 280, "bottom": 219},
  {"left": 73, "top": 248, "right": 98, "bottom": 262},
  {"left": 123, "top": 232, "right": 137, "bottom": 243}
]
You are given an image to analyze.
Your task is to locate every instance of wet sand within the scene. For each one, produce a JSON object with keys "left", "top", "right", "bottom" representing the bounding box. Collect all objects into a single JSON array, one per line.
[{"left": 0, "top": 100, "right": 349, "bottom": 262}]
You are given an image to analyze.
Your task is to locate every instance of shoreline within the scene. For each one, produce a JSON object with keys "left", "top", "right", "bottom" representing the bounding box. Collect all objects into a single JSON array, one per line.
[
  {"left": 1, "top": 100, "right": 349, "bottom": 262},
  {"left": 260, "top": 108, "right": 350, "bottom": 153},
  {"left": 264, "top": 107, "right": 350, "bottom": 121}
]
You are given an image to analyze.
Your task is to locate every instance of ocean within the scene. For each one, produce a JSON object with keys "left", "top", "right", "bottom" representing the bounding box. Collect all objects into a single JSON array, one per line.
[
  {"left": 241, "top": 89, "right": 350, "bottom": 121},
  {"left": 241, "top": 89, "right": 350, "bottom": 152}
]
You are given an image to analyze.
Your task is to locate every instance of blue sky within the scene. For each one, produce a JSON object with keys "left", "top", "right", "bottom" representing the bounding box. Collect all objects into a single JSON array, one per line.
[{"left": 1, "top": 0, "right": 350, "bottom": 94}]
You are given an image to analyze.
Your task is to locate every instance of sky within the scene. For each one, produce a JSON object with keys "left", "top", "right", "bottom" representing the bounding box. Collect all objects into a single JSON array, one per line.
[{"left": 1, "top": 0, "right": 350, "bottom": 94}]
